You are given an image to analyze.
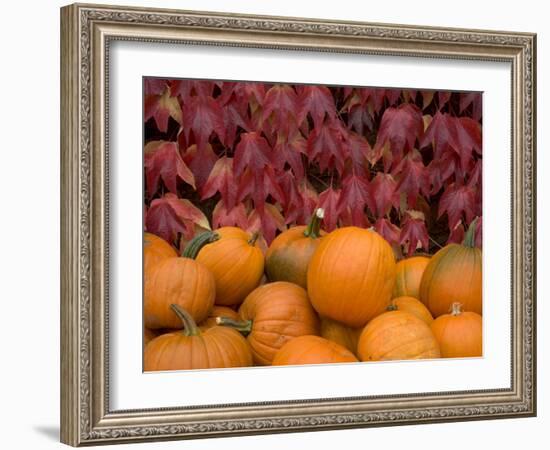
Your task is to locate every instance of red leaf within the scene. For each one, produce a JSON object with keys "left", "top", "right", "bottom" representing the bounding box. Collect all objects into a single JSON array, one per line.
[
  {"left": 306, "top": 120, "right": 348, "bottom": 173},
  {"left": 447, "top": 221, "right": 465, "bottom": 244},
  {"left": 171, "top": 79, "right": 216, "bottom": 100},
  {"left": 297, "top": 85, "right": 336, "bottom": 130},
  {"left": 181, "top": 143, "right": 218, "bottom": 190},
  {"left": 374, "top": 218, "right": 401, "bottom": 245},
  {"left": 236, "top": 167, "right": 285, "bottom": 212},
  {"left": 460, "top": 92, "right": 482, "bottom": 122},
  {"left": 279, "top": 171, "right": 304, "bottom": 224},
  {"left": 222, "top": 100, "right": 251, "bottom": 149},
  {"left": 262, "top": 85, "right": 300, "bottom": 137},
  {"left": 368, "top": 173, "right": 399, "bottom": 217},
  {"left": 298, "top": 181, "right": 320, "bottom": 224},
  {"left": 392, "top": 149, "right": 430, "bottom": 207},
  {"left": 144, "top": 87, "right": 182, "bottom": 133},
  {"left": 438, "top": 183, "right": 477, "bottom": 229},
  {"left": 201, "top": 156, "right": 238, "bottom": 208},
  {"left": 438, "top": 91, "right": 452, "bottom": 109},
  {"left": 318, "top": 187, "right": 341, "bottom": 232},
  {"left": 427, "top": 151, "right": 459, "bottom": 194},
  {"left": 272, "top": 131, "right": 307, "bottom": 180},
  {"left": 212, "top": 200, "right": 248, "bottom": 230},
  {"left": 247, "top": 203, "right": 286, "bottom": 244},
  {"left": 144, "top": 141, "right": 195, "bottom": 197},
  {"left": 337, "top": 174, "right": 370, "bottom": 227},
  {"left": 233, "top": 131, "right": 273, "bottom": 176},
  {"left": 345, "top": 131, "right": 372, "bottom": 177},
  {"left": 181, "top": 96, "right": 225, "bottom": 151},
  {"left": 144, "top": 78, "right": 169, "bottom": 96},
  {"left": 399, "top": 213, "right": 429, "bottom": 256},
  {"left": 145, "top": 193, "right": 210, "bottom": 243}
]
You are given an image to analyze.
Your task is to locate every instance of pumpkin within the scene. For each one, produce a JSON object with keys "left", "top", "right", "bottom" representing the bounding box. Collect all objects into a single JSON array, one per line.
[
  {"left": 144, "top": 232, "right": 216, "bottom": 329},
  {"left": 320, "top": 317, "right": 361, "bottom": 355},
  {"left": 273, "top": 335, "right": 358, "bottom": 366},
  {"left": 307, "top": 226, "right": 397, "bottom": 327},
  {"left": 144, "top": 328, "right": 159, "bottom": 347},
  {"left": 357, "top": 310, "right": 441, "bottom": 361},
  {"left": 392, "top": 256, "right": 430, "bottom": 299},
  {"left": 388, "top": 296, "right": 434, "bottom": 326},
  {"left": 431, "top": 302, "right": 482, "bottom": 357},
  {"left": 419, "top": 218, "right": 482, "bottom": 317},
  {"left": 217, "top": 282, "right": 320, "bottom": 365},
  {"left": 265, "top": 208, "right": 325, "bottom": 289},
  {"left": 144, "top": 232, "right": 177, "bottom": 275},
  {"left": 196, "top": 227, "right": 264, "bottom": 306},
  {"left": 144, "top": 304, "right": 252, "bottom": 371},
  {"left": 199, "top": 306, "right": 240, "bottom": 331}
]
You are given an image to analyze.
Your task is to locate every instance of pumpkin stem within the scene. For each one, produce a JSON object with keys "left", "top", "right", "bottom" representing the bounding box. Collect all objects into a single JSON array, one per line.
[
  {"left": 387, "top": 300, "right": 398, "bottom": 311},
  {"left": 303, "top": 208, "right": 324, "bottom": 239},
  {"left": 247, "top": 231, "right": 260, "bottom": 246},
  {"left": 215, "top": 316, "right": 253, "bottom": 336},
  {"left": 450, "top": 302, "right": 463, "bottom": 316},
  {"left": 170, "top": 304, "right": 201, "bottom": 336},
  {"left": 182, "top": 231, "right": 219, "bottom": 259},
  {"left": 462, "top": 217, "right": 479, "bottom": 248}
]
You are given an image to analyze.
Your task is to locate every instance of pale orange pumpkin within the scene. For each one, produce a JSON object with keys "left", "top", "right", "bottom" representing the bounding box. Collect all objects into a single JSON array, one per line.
[
  {"left": 272, "top": 335, "right": 358, "bottom": 366},
  {"left": 392, "top": 256, "right": 430, "bottom": 299},
  {"left": 196, "top": 227, "right": 264, "bottom": 306},
  {"left": 265, "top": 208, "right": 325, "bottom": 289},
  {"left": 419, "top": 219, "right": 482, "bottom": 317},
  {"left": 217, "top": 282, "right": 320, "bottom": 365},
  {"left": 431, "top": 302, "right": 482, "bottom": 357},
  {"left": 388, "top": 296, "right": 434, "bottom": 326},
  {"left": 307, "top": 226, "right": 396, "bottom": 327},
  {"left": 320, "top": 317, "right": 361, "bottom": 355},
  {"left": 358, "top": 310, "right": 441, "bottom": 361},
  {"left": 144, "top": 304, "right": 252, "bottom": 371},
  {"left": 144, "top": 232, "right": 177, "bottom": 275},
  {"left": 144, "top": 232, "right": 216, "bottom": 329}
]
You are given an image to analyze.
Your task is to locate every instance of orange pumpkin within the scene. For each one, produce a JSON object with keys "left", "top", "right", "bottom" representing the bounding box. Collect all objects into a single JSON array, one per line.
[
  {"left": 273, "top": 335, "right": 358, "bottom": 366},
  {"left": 307, "top": 226, "right": 396, "bottom": 327},
  {"left": 144, "top": 304, "right": 252, "bottom": 371},
  {"left": 196, "top": 227, "right": 264, "bottom": 306},
  {"left": 199, "top": 306, "right": 240, "bottom": 331},
  {"left": 144, "top": 232, "right": 216, "bottom": 329},
  {"left": 144, "top": 328, "right": 159, "bottom": 347},
  {"left": 358, "top": 310, "right": 441, "bottom": 361},
  {"left": 393, "top": 256, "right": 430, "bottom": 299},
  {"left": 388, "top": 296, "right": 434, "bottom": 325},
  {"left": 320, "top": 317, "right": 361, "bottom": 355},
  {"left": 419, "top": 219, "right": 482, "bottom": 317},
  {"left": 265, "top": 208, "right": 325, "bottom": 289},
  {"left": 144, "top": 232, "right": 177, "bottom": 274},
  {"left": 217, "top": 282, "right": 320, "bottom": 365},
  {"left": 431, "top": 302, "right": 482, "bottom": 357}
]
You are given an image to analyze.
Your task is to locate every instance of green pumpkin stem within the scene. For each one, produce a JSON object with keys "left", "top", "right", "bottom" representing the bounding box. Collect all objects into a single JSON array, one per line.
[
  {"left": 215, "top": 316, "right": 253, "bottom": 336},
  {"left": 462, "top": 217, "right": 479, "bottom": 248},
  {"left": 247, "top": 231, "right": 260, "bottom": 246},
  {"left": 182, "top": 231, "right": 219, "bottom": 259},
  {"left": 170, "top": 304, "right": 201, "bottom": 336},
  {"left": 303, "top": 208, "right": 325, "bottom": 239}
]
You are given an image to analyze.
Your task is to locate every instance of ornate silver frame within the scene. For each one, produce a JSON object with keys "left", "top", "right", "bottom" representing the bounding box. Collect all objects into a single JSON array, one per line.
[{"left": 60, "top": 3, "right": 536, "bottom": 446}]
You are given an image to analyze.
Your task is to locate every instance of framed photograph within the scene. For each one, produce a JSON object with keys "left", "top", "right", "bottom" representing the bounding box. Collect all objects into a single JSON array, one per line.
[{"left": 60, "top": 3, "right": 536, "bottom": 446}]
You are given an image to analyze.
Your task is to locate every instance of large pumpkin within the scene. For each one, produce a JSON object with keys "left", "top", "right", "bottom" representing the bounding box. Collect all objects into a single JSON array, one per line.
[
  {"left": 388, "top": 296, "right": 434, "bottom": 326},
  {"left": 307, "top": 226, "right": 396, "bottom": 327},
  {"left": 144, "top": 232, "right": 216, "bottom": 329},
  {"left": 392, "top": 256, "right": 430, "bottom": 299},
  {"left": 419, "top": 219, "right": 482, "bottom": 317},
  {"left": 217, "top": 282, "right": 320, "bottom": 365},
  {"left": 357, "top": 310, "right": 441, "bottom": 361},
  {"left": 320, "top": 317, "right": 361, "bottom": 355},
  {"left": 431, "top": 302, "right": 482, "bottom": 357},
  {"left": 196, "top": 227, "right": 264, "bottom": 306},
  {"left": 273, "top": 335, "right": 358, "bottom": 366},
  {"left": 265, "top": 208, "right": 325, "bottom": 289},
  {"left": 144, "top": 232, "right": 177, "bottom": 274},
  {"left": 144, "top": 304, "right": 252, "bottom": 371}
]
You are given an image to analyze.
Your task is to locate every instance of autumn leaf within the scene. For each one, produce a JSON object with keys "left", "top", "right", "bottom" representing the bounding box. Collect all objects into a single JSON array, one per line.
[
  {"left": 297, "top": 85, "right": 337, "bottom": 130},
  {"left": 279, "top": 171, "right": 304, "bottom": 224},
  {"left": 345, "top": 131, "right": 373, "bottom": 177},
  {"left": 233, "top": 131, "right": 273, "bottom": 175},
  {"left": 399, "top": 211, "right": 429, "bottom": 256},
  {"left": 460, "top": 92, "right": 482, "bottom": 122},
  {"left": 144, "top": 87, "right": 182, "bottom": 133},
  {"left": 171, "top": 79, "right": 216, "bottom": 100},
  {"left": 262, "top": 84, "right": 300, "bottom": 137},
  {"left": 236, "top": 166, "right": 285, "bottom": 213},
  {"left": 272, "top": 131, "right": 307, "bottom": 180},
  {"left": 368, "top": 173, "right": 399, "bottom": 217},
  {"left": 318, "top": 187, "right": 341, "bottom": 232},
  {"left": 438, "top": 183, "right": 477, "bottom": 229},
  {"left": 212, "top": 200, "right": 249, "bottom": 230},
  {"left": 306, "top": 120, "right": 348, "bottom": 173},
  {"left": 337, "top": 174, "right": 370, "bottom": 227},
  {"left": 144, "top": 141, "right": 195, "bottom": 197},
  {"left": 247, "top": 203, "right": 286, "bottom": 244},
  {"left": 181, "top": 95, "right": 225, "bottom": 151},
  {"left": 144, "top": 78, "right": 169, "bottom": 96},
  {"left": 181, "top": 143, "right": 218, "bottom": 191},
  {"left": 374, "top": 218, "right": 401, "bottom": 245},
  {"left": 297, "top": 180, "right": 320, "bottom": 224},
  {"left": 201, "top": 156, "right": 238, "bottom": 208},
  {"left": 392, "top": 149, "right": 430, "bottom": 207}
]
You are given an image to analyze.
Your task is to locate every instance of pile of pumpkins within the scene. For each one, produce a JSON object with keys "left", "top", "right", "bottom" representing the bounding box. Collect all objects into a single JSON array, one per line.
[{"left": 143, "top": 209, "right": 482, "bottom": 371}]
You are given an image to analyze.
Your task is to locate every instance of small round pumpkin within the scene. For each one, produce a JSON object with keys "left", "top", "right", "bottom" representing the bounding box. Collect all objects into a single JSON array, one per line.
[
  {"left": 307, "top": 226, "right": 397, "bottom": 327},
  {"left": 431, "top": 302, "right": 482, "bottom": 358},
  {"left": 199, "top": 306, "right": 240, "bottom": 331},
  {"left": 144, "top": 304, "right": 252, "bottom": 371},
  {"left": 217, "top": 282, "right": 320, "bottom": 365},
  {"left": 419, "top": 219, "right": 482, "bottom": 317},
  {"left": 265, "top": 208, "right": 325, "bottom": 289},
  {"left": 392, "top": 256, "right": 430, "bottom": 299},
  {"left": 144, "top": 232, "right": 216, "bottom": 329},
  {"left": 144, "top": 232, "right": 177, "bottom": 275},
  {"left": 320, "top": 317, "right": 361, "bottom": 355},
  {"left": 273, "top": 335, "right": 358, "bottom": 366},
  {"left": 196, "top": 227, "right": 265, "bottom": 306},
  {"left": 358, "top": 310, "right": 441, "bottom": 361},
  {"left": 388, "top": 296, "right": 434, "bottom": 326}
]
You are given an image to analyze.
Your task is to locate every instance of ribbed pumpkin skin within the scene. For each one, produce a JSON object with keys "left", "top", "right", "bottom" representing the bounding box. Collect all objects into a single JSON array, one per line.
[
  {"left": 320, "top": 317, "right": 361, "bottom": 355},
  {"left": 393, "top": 256, "right": 430, "bottom": 299},
  {"left": 390, "top": 296, "right": 434, "bottom": 325},
  {"left": 238, "top": 282, "right": 320, "bottom": 365},
  {"left": 431, "top": 308, "right": 482, "bottom": 357},
  {"left": 265, "top": 226, "right": 325, "bottom": 289},
  {"left": 196, "top": 227, "right": 264, "bottom": 306},
  {"left": 144, "top": 328, "right": 158, "bottom": 347},
  {"left": 144, "top": 258, "right": 215, "bottom": 329},
  {"left": 144, "top": 232, "right": 177, "bottom": 274},
  {"left": 307, "top": 227, "right": 397, "bottom": 327},
  {"left": 419, "top": 244, "right": 482, "bottom": 317},
  {"left": 273, "top": 335, "right": 358, "bottom": 366},
  {"left": 199, "top": 306, "right": 240, "bottom": 331},
  {"left": 144, "top": 327, "right": 252, "bottom": 371},
  {"left": 358, "top": 311, "right": 441, "bottom": 361}
]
